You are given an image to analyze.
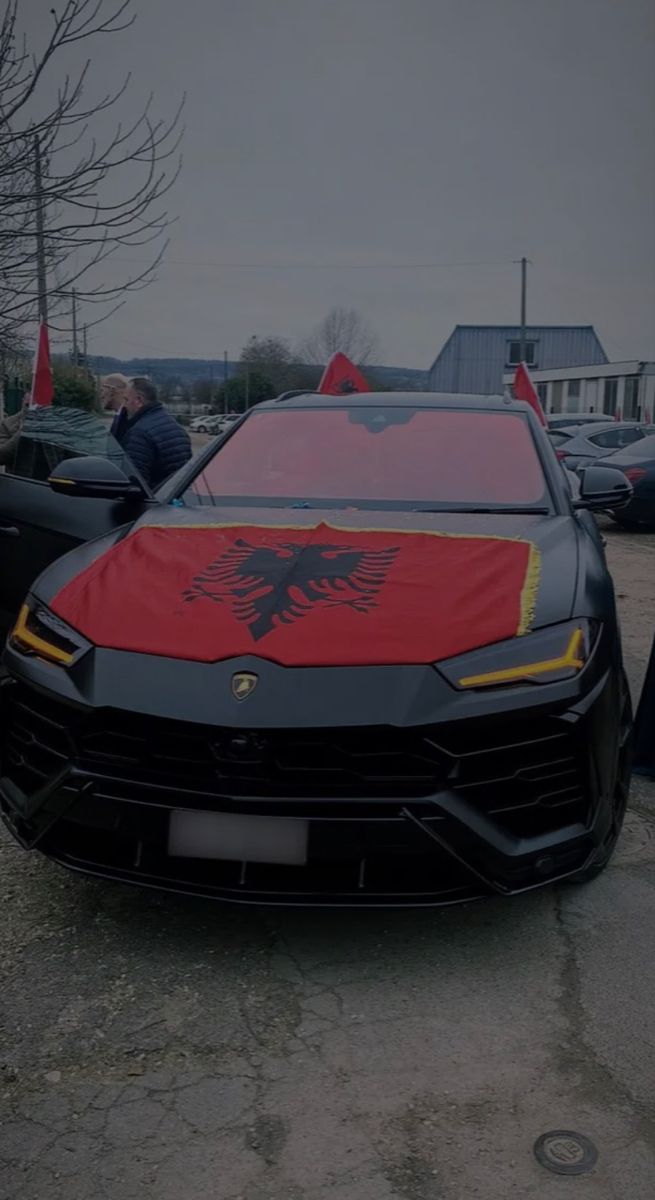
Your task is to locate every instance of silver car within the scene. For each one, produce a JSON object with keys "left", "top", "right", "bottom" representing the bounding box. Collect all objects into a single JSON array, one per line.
[{"left": 547, "top": 421, "right": 655, "bottom": 471}]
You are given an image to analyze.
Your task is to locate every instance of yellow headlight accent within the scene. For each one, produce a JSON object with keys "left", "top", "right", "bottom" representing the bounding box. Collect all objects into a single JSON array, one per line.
[
  {"left": 458, "top": 628, "right": 585, "bottom": 689},
  {"left": 11, "top": 604, "right": 75, "bottom": 666}
]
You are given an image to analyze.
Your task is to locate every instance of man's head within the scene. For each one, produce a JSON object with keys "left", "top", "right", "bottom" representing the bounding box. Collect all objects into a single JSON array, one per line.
[
  {"left": 125, "top": 376, "right": 158, "bottom": 417},
  {"left": 100, "top": 373, "right": 130, "bottom": 412}
]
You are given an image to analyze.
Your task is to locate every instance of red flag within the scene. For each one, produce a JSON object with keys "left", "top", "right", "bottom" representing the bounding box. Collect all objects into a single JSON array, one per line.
[
  {"left": 51, "top": 522, "right": 540, "bottom": 667},
  {"left": 318, "top": 352, "right": 370, "bottom": 395},
  {"left": 30, "top": 321, "right": 54, "bottom": 407},
  {"left": 513, "top": 362, "right": 546, "bottom": 427}
]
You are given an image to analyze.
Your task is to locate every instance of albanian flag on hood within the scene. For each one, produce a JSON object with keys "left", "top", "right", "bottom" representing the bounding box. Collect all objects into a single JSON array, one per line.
[
  {"left": 50, "top": 522, "right": 540, "bottom": 667},
  {"left": 317, "top": 353, "right": 370, "bottom": 395}
]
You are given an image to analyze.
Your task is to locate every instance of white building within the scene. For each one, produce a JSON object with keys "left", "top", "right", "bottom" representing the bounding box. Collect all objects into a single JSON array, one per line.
[{"left": 502, "top": 361, "right": 655, "bottom": 422}]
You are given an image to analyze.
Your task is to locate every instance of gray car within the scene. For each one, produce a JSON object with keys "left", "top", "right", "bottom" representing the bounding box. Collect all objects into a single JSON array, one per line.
[{"left": 547, "top": 421, "right": 654, "bottom": 471}]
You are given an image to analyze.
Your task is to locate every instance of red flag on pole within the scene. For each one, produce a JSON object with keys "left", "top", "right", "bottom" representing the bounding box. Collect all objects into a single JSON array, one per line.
[
  {"left": 513, "top": 362, "right": 546, "bottom": 427},
  {"left": 317, "top": 352, "right": 370, "bottom": 396},
  {"left": 30, "top": 321, "right": 54, "bottom": 407}
]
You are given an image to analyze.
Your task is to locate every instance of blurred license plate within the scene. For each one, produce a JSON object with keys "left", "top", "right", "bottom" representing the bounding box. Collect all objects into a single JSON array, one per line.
[{"left": 168, "top": 810, "right": 308, "bottom": 866}]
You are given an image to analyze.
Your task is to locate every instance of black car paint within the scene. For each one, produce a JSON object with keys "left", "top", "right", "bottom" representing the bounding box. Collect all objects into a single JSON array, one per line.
[
  {"left": 0, "top": 394, "right": 631, "bottom": 906},
  {"left": 0, "top": 472, "right": 149, "bottom": 632},
  {"left": 0, "top": 420, "right": 240, "bottom": 633},
  {"left": 594, "top": 439, "right": 655, "bottom": 527}
]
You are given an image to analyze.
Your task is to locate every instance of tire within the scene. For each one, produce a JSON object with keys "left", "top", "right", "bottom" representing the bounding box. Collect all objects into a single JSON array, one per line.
[
  {"left": 611, "top": 513, "right": 641, "bottom": 531},
  {"left": 197, "top": 425, "right": 208, "bottom": 434},
  {"left": 567, "top": 672, "right": 633, "bottom": 885}
]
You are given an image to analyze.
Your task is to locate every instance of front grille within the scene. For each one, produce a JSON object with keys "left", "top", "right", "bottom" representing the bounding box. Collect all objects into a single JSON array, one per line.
[{"left": 3, "top": 682, "right": 590, "bottom": 842}]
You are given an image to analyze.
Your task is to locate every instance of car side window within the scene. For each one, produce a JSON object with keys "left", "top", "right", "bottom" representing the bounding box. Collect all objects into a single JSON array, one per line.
[
  {"left": 616, "top": 427, "right": 644, "bottom": 447},
  {"left": 2, "top": 406, "right": 137, "bottom": 483},
  {"left": 590, "top": 428, "right": 644, "bottom": 451}
]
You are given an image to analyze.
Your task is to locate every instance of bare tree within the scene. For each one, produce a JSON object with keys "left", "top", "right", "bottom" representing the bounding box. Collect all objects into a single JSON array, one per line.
[
  {"left": 0, "top": 0, "right": 184, "bottom": 352},
  {"left": 298, "top": 306, "right": 379, "bottom": 367},
  {"left": 239, "top": 335, "right": 295, "bottom": 392}
]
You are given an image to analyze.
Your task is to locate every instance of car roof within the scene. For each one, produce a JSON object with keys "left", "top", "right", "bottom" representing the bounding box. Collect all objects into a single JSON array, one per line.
[
  {"left": 564, "top": 421, "right": 640, "bottom": 437},
  {"left": 549, "top": 412, "right": 608, "bottom": 422},
  {"left": 261, "top": 390, "right": 518, "bottom": 413}
]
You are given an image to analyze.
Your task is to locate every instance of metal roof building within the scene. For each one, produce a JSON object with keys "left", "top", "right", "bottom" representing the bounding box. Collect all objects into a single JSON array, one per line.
[{"left": 428, "top": 325, "right": 608, "bottom": 394}]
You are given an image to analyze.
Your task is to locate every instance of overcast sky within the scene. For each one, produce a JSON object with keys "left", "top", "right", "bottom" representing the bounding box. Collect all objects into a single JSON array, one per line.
[{"left": 26, "top": 0, "right": 655, "bottom": 366}]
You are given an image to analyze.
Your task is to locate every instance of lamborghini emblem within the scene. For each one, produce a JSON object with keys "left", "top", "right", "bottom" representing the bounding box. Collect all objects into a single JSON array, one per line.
[{"left": 231, "top": 672, "right": 258, "bottom": 701}]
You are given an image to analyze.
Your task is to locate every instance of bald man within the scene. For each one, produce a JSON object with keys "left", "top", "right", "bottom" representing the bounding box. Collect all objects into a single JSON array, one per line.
[{"left": 100, "top": 373, "right": 130, "bottom": 440}]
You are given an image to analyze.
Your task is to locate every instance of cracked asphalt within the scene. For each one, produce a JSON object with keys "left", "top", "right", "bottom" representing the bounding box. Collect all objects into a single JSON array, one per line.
[{"left": 1, "top": 520, "right": 654, "bottom": 1199}]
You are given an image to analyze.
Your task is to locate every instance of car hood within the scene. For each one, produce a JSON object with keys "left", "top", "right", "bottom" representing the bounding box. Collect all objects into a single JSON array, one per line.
[{"left": 38, "top": 507, "right": 581, "bottom": 668}]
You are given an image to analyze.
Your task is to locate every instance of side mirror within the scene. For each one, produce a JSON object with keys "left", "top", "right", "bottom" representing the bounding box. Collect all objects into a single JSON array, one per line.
[
  {"left": 574, "top": 465, "right": 633, "bottom": 512},
  {"left": 48, "top": 456, "right": 147, "bottom": 500}
]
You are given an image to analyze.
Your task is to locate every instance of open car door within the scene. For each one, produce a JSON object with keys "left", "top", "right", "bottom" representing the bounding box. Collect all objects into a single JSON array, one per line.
[{"left": 0, "top": 406, "right": 150, "bottom": 634}]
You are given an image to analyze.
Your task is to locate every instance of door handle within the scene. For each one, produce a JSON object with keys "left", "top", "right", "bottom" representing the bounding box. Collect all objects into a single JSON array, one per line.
[{"left": 0, "top": 525, "right": 19, "bottom": 537}]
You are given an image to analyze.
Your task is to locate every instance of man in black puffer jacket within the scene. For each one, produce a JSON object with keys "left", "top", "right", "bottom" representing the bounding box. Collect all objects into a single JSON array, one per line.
[{"left": 118, "top": 377, "right": 191, "bottom": 489}]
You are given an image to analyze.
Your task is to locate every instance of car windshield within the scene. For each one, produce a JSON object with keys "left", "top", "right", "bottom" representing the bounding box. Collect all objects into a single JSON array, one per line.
[{"left": 183, "top": 405, "right": 551, "bottom": 511}]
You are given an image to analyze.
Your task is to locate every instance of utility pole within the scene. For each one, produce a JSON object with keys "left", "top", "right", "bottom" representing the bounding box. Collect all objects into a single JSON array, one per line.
[
  {"left": 34, "top": 134, "right": 48, "bottom": 324},
  {"left": 519, "top": 256, "right": 528, "bottom": 363},
  {"left": 71, "top": 289, "right": 79, "bottom": 366}
]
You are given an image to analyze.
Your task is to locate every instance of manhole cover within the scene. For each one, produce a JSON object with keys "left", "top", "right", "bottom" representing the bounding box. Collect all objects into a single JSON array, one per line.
[{"left": 534, "top": 1131, "right": 598, "bottom": 1176}]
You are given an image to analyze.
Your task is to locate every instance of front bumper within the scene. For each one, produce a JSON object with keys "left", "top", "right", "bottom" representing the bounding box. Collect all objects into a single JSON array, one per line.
[{"left": 0, "top": 661, "right": 624, "bottom": 907}]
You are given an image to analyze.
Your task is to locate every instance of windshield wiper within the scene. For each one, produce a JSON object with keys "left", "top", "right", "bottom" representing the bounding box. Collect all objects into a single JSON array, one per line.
[{"left": 411, "top": 506, "right": 551, "bottom": 515}]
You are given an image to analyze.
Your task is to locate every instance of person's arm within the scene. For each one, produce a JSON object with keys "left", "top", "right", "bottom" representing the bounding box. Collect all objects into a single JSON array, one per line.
[
  {"left": 123, "top": 426, "right": 156, "bottom": 486},
  {"left": 0, "top": 409, "right": 22, "bottom": 440}
]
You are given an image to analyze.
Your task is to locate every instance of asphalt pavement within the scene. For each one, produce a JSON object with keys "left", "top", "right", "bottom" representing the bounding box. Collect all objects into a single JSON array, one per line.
[{"left": 1, "top": 520, "right": 654, "bottom": 1200}]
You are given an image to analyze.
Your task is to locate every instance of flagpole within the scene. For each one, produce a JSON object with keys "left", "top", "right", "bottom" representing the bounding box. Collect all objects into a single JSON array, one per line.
[
  {"left": 519, "top": 256, "right": 527, "bottom": 364},
  {"left": 71, "top": 289, "right": 79, "bottom": 366}
]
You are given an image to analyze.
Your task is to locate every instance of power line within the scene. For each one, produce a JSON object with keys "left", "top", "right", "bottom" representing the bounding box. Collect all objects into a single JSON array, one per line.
[{"left": 109, "top": 256, "right": 516, "bottom": 272}]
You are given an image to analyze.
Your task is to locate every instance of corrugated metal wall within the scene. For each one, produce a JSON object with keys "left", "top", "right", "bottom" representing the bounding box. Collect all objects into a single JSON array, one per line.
[{"left": 428, "top": 326, "right": 608, "bottom": 394}]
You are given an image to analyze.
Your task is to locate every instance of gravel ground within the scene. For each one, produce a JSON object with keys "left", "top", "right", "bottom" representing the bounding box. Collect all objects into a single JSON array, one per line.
[{"left": 1, "top": 519, "right": 654, "bottom": 1200}]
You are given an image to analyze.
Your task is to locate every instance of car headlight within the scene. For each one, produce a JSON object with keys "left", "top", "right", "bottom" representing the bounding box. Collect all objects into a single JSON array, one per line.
[
  {"left": 9, "top": 601, "right": 89, "bottom": 667},
  {"left": 436, "top": 620, "right": 598, "bottom": 691}
]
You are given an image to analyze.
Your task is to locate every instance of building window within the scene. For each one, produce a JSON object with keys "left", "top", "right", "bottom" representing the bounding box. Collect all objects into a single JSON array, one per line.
[
  {"left": 604, "top": 379, "right": 618, "bottom": 417},
  {"left": 567, "top": 379, "right": 581, "bottom": 398},
  {"left": 624, "top": 376, "right": 640, "bottom": 420},
  {"left": 536, "top": 383, "right": 547, "bottom": 406},
  {"left": 507, "top": 341, "right": 537, "bottom": 367},
  {"left": 551, "top": 381, "right": 563, "bottom": 413}
]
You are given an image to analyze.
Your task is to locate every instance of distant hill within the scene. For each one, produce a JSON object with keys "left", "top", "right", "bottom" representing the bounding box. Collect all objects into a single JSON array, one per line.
[
  {"left": 88, "top": 356, "right": 427, "bottom": 391},
  {"left": 369, "top": 365, "right": 428, "bottom": 390}
]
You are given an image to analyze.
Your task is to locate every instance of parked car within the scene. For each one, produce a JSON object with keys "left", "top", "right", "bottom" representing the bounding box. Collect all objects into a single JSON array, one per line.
[
  {"left": 217, "top": 414, "right": 239, "bottom": 433},
  {"left": 0, "top": 405, "right": 148, "bottom": 634},
  {"left": 189, "top": 414, "right": 223, "bottom": 434},
  {"left": 547, "top": 413, "right": 610, "bottom": 430},
  {"left": 594, "top": 433, "right": 655, "bottom": 529},
  {"left": 1, "top": 392, "right": 633, "bottom": 907},
  {"left": 547, "top": 421, "right": 653, "bottom": 472}
]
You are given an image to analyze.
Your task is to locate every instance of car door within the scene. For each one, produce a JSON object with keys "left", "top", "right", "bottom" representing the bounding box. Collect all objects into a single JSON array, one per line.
[{"left": 0, "top": 409, "right": 149, "bottom": 633}]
